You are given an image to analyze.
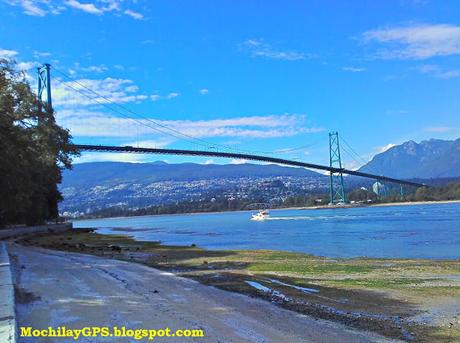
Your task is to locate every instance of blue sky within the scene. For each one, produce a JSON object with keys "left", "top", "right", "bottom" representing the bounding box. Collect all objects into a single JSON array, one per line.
[{"left": 1, "top": 0, "right": 460, "bottom": 168}]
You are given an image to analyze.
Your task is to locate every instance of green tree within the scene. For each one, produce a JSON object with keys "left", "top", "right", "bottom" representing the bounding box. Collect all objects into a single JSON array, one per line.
[{"left": 0, "top": 60, "right": 78, "bottom": 226}]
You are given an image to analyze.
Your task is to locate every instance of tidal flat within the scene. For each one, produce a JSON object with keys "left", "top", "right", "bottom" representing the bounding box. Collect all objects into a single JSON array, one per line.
[{"left": 16, "top": 230, "right": 460, "bottom": 342}]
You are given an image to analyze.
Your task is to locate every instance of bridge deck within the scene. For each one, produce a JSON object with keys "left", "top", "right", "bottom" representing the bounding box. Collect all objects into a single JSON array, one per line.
[{"left": 74, "top": 144, "right": 425, "bottom": 188}]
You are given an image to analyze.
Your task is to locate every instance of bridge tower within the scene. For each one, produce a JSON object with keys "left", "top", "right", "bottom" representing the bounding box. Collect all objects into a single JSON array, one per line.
[
  {"left": 37, "top": 63, "right": 52, "bottom": 111},
  {"left": 329, "top": 131, "right": 346, "bottom": 205}
]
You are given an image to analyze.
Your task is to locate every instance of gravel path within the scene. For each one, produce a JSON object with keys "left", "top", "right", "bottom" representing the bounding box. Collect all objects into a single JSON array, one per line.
[{"left": 9, "top": 244, "right": 400, "bottom": 343}]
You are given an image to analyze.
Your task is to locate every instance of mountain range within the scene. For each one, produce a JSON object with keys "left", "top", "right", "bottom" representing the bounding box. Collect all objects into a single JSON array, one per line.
[
  {"left": 62, "top": 161, "right": 321, "bottom": 187},
  {"left": 59, "top": 162, "right": 327, "bottom": 214},
  {"left": 359, "top": 138, "right": 460, "bottom": 179}
]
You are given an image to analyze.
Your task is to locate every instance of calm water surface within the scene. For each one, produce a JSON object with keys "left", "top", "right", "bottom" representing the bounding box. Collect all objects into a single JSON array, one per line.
[{"left": 74, "top": 203, "right": 460, "bottom": 259}]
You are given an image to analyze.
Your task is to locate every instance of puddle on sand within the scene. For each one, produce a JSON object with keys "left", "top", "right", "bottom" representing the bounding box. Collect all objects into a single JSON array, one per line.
[
  {"left": 246, "top": 280, "right": 413, "bottom": 340},
  {"left": 267, "top": 278, "right": 319, "bottom": 294},
  {"left": 244, "top": 280, "right": 289, "bottom": 300},
  {"left": 245, "top": 281, "right": 272, "bottom": 293}
]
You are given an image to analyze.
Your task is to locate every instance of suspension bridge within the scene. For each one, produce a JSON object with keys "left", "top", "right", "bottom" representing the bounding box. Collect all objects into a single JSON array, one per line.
[{"left": 37, "top": 64, "right": 426, "bottom": 204}]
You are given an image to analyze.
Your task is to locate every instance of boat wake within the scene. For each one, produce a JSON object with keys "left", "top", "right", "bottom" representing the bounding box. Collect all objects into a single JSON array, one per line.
[
  {"left": 264, "top": 216, "right": 317, "bottom": 221},
  {"left": 261, "top": 214, "right": 361, "bottom": 221}
]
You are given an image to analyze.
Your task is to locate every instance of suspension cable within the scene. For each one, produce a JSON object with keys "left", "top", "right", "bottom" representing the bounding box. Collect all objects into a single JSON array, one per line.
[
  {"left": 53, "top": 67, "right": 275, "bottom": 155},
  {"left": 340, "top": 136, "right": 369, "bottom": 166}
]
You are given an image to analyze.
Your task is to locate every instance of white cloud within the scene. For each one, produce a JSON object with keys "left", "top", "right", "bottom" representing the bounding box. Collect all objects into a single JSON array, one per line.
[
  {"left": 199, "top": 88, "right": 209, "bottom": 95},
  {"left": 0, "top": 49, "right": 19, "bottom": 59},
  {"left": 424, "top": 126, "right": 455, "bottom": 133},
  {"left": 362, "top": 23, "right": 460, "bottom": 59},
  {"left": 376, "top": 143, "right": 396, "bottom": 153},
  {"left": 240, "top": 39, "right": 314, "bottom": 61},
  {"left": 53, "top": 77, "right": 149, "bottom": 107},
  {"left": 230, "top": 159, "right": 247, "bottom": 165},
  {"left": 124, "top": 9, "right": 143, "bottom": 20},
  {"left": 417, "top": 64, "right": 460, "bottom": 79},
  {"left": 65, "top": 0, "right": 103, "bottom": 14},
  {"left": 342, "top": 66, "right": 366, "bottom": 72},
  {"left": 55, "top": 109, "right": 322, "bottom": 141},
  {"left": 0, "top": 48, "right": 38, "bottom": 83},
  {"left": 101, "top": 0, "right": 119, "bottom": 12},
  {"left": 204, "top": 159, "right": 215, "bottom": 165},
  {"left": 121, "top": 139, "right": 172, "bottom": 149},
  {"left": 66, "top": 62, "right": 110, "bottom": 75},
  {"left": 33, "top": 51, "right": 52, "bottom": 58},
  {"left": 150, "top": 92, "right": 183, "bottom": 101},
  {"left": 13, "top": 0, "right": 48, "bottom": 16},
  {"left": 342, "top": 161, "right": 361, "bottom": 171},
  {"left": 125, "top": 85, "right": 139, "bottom": 92},
  {"left": 80, "top": 64, "right": 108, "bottom": 73},
  {"left": 17, "top": 61, "right": 40, "bottom": 71},
  {"left": 75, "top": 152, "right": 148, "bottom": 163},
  {"left": 7, "top": 0, "right": 144, "bottom": 19},
  {"left": 274, "top": 148, "right": 294, "bottom": 154},
  {"left": 166, "top": 92, "right": 179, "bottom": 99},
  {"left": 435, "top": 70, "right": 460, "bottom": 79}
]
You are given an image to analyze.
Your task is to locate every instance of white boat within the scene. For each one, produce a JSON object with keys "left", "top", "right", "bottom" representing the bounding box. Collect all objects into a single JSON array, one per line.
[{"left": 251, "top": 210, "right": 270, "bottom": 221}]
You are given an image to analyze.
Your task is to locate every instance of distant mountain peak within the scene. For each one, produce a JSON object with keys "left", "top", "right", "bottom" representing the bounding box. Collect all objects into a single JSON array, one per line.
[{"left": 359, "top": 138, "right": 460, "bottom": 179}]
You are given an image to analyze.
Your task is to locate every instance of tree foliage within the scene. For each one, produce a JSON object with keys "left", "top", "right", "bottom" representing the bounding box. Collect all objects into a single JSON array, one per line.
[
  {"left": 410, "top": 183, "right": 460, "bottom": 202},
  {"left": 0, "top": 60, "right": 78, "bottom": 227},
  {"left": 84, "top": 197, "right": 259, "bottom": 219}
]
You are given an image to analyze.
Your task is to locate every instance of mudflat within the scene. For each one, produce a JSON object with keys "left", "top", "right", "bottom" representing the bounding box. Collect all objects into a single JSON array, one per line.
[
  {"left": 11, "top": 231, "right": 460, "bottom": 342},
  {"left": 8, "top": 243, "right": 396, "bottom": 343}
]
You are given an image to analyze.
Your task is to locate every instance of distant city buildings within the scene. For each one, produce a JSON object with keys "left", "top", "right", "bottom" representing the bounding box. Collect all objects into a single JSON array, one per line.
[{"left": 60, "top": 176, "right": 329, "bottom": 216}]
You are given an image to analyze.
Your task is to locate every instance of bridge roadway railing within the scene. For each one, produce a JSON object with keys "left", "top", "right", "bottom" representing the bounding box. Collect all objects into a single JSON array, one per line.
[{"left": 73, "top": 144, "right": 426, "bottom": 188}]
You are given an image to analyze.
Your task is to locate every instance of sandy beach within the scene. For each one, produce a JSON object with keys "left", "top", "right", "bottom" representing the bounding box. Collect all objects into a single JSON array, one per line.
[{"left": 369, "top": 199, "right": 460, "bottom": 207}]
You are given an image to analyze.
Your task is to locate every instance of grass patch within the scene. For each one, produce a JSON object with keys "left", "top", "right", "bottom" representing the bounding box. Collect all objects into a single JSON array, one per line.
[
  {"left": 326, "top": 278, "right": 433, "bottom": 289},
  {"left": 249, "top": 262, "right": 377, "bottom": 274}
]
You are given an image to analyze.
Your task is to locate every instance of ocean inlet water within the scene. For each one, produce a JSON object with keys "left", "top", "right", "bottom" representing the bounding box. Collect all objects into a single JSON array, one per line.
[{"left": 74, "top": 203, "right": 460, "bottom": 259}]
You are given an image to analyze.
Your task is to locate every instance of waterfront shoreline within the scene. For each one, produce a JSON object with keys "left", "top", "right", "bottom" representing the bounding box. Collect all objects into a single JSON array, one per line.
[
  {"left": 369, "top": 199, "right": 460, "bottom": 207},
  {"left": 71, "top": 199, "right": 460, "bottom": 222}
]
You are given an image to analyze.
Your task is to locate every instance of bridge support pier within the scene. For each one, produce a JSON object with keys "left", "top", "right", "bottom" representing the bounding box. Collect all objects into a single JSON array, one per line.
[
  {"left": 37, "top": 63, "right": 52, "bottom": 112},
  {"left": 329, "top": 132, "right": 346, "bottom": 205}
]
